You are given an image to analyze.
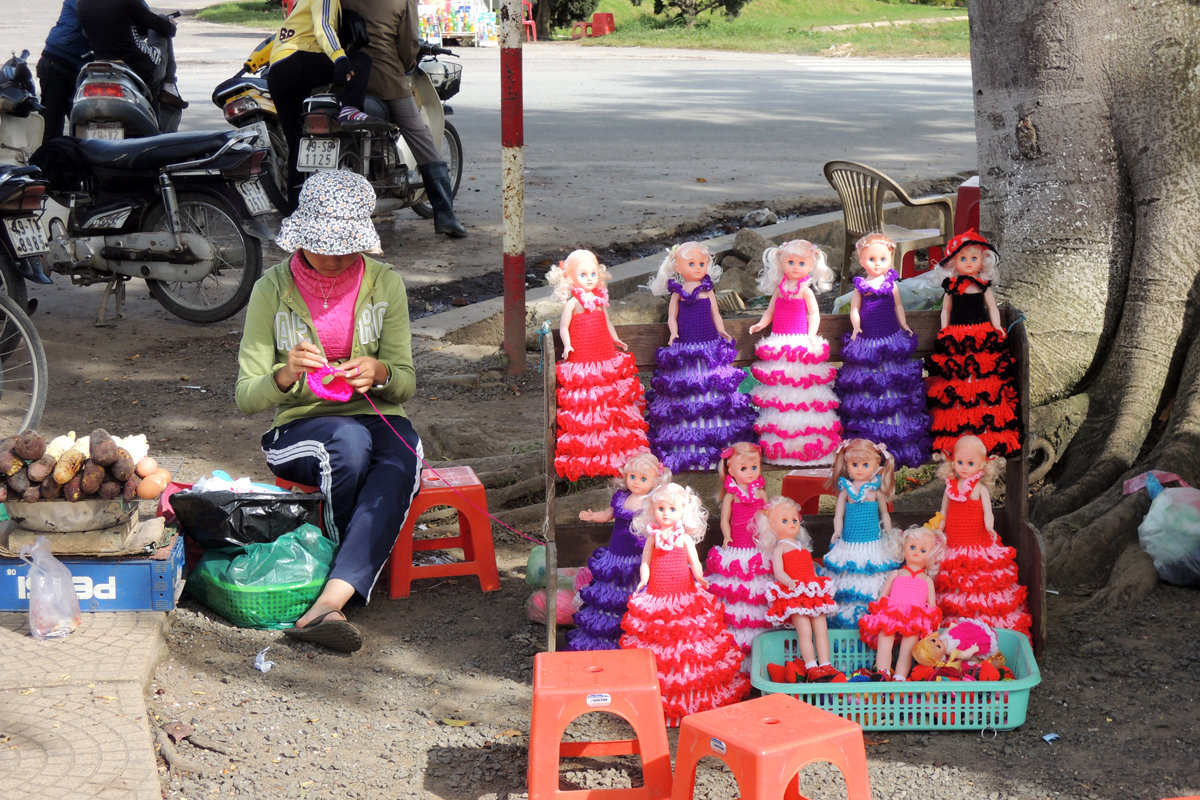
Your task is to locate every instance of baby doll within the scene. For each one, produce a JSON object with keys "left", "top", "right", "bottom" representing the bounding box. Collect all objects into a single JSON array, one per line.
[
  {"left": 822, "top": 438, "right": 903, "bottom": 629},
  {"left": 748, "top": 239, "right": 842, "bottom": 466},
  {"left": 857, "top": 520, "right": 946, "bottom": 681},
  {"left": 619, "top": 482, "right": 750, "bottom": 725},
  {"left": 645, "top": 242, "right": 757, "bottom": 472},
  {"left": 833, "top": 233, "right": 932, "bottom": 468},
  {"left": 759, "top": 496, "right": 844, "bottom": 683},
  {"left": 910, "top": 619, "right": 1010, "bottom": 681},
  {"left": 935, "top": 434, "right": 1031, "bottom": 638},
  {"left": 925, "top": 229, "right": 1020, "bottom": 458},
  {"left": 547, "top": 249, "right": 649, "bottom": 480},
  {"left": 567, "top": 451, "right": 671, "bottom": 651},
  {"left": 703, "top": 442, "right": 774, "bottom": 662}
]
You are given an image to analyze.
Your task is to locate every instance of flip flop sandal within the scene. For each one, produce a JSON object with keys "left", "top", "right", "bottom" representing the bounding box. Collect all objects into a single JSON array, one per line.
[{"left": 284, "top": 611, "right": 363, "bottom": 653}]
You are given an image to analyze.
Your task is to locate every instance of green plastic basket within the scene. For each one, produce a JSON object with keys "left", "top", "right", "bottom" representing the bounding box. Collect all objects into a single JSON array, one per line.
[
  {"left": 749, "top": 628, "right": 1041, "bottom": 731},
  {"left": 186, "top": 570, "right": 324, "bottom": 630}
]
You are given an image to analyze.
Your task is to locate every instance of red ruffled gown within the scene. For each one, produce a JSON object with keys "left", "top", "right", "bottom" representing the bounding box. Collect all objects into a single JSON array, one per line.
[
  {"left": 763, "top": 540, "right": 836, "bottom": 625},
  {"left": 620, "top": 525, "right": 749, "bottom": 726},
  {"left": 703, "top": 479, "right": 774, "bottom": 661},
  {"left": 554, "top": 288, "right": 650, "bottom": 479},
  {"left": 935, "top": 474, "right": 1032, "bottom": 638},
  {"left": 857, "top": 566, "right": 942, "bottom": 647}
]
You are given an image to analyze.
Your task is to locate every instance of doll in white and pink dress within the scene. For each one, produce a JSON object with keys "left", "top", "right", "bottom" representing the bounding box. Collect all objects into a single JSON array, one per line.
[{"left": 703, "top": 442, "right": 774, "bottom": 663}]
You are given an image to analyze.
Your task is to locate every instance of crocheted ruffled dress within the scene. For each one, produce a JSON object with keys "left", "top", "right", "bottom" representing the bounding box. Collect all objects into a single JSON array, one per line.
[
  {"left": 647, "top": 277, "right": 757, "bottom": 473},
  {"left": 926, "top": 275, "right": 1020, "bottom": 458},
  {"left": 554, "top": 288, "right": 650, "bottom": 479},
  {"left": 566, "top": 489, "right": 645, "bottom": 651},
  {"left": 619, "top": 524, "right": 749, "bottom": 726},
  {"left": 821, "top": 475, "right": 902, "bottom": 629},
  {"left": 764, "top": 540, "right": 836, "bottom": 624},
  {"left": 749, "top": 279, "right": 841, "bottom": 466},
  {"left": 834, "top": 271, "right": 932, "bottom": 467},
  {"left": 935, "top": 474, "right": 1032, "bottom": 638},
  {"left": 703, "top": 477, "right": 774, "bottom": 660},
  {"left": 857, "top": 566, "right": 942, "bottom": 647}
]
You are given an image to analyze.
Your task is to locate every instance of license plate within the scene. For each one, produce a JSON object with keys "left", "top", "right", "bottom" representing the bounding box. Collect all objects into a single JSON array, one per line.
[
  {"left": 296, "top": 137, "right": 339, "bottom": 172},
  {"left": 85, "top": 122, "right": 124, "bottom": 140},
  {"left": 236, "top": 179, "right": 272, "bottom": 216},
  {"left": 3, "top": 216, "right": 48, "bottom": 257},
  {"left": 244, "top": 120, "right": 271, "bottom": 149}
]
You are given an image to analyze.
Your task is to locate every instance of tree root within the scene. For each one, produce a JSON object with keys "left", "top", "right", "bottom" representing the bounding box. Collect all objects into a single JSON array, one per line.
[{"left": 1084, "top": 542, "right": 1160, "bottom": 611}]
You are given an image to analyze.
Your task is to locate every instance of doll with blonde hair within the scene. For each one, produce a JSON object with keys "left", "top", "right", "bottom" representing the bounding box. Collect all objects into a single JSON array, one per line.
[
  {"left": 568, "top": 451, "right": 671, "bottom": 651},
  {"left": 619, "top": 482, "right": 749, "bottom": 725},
  {"left": 703, "top": 442, "right": 774, "bottom": 661},
  {"left": 547, "top": 249, "right": 649, "bottom": 480},
  {"left": 747, "top": 240, "right": 841, "bottom": 466},
  {"left": 822, "top": 438, "right": 903, "bottom": 628},
  {"left": 645, "top": 241, "right": 756, "bottom": 472},
  {"left": 934, "top": 434, "right": 1031, "bottom": 638},
  {"left": 910, "top": 619, "right": 1009, "bottom": 681},
  {"left": 833, "top": 232, "right": 931, "bottom": 467},
  {"left": 758, "top": 496, "right": 844, "bottom": 682},
  {"left": 857, "top": 519, "right": 946, "bottom": 680}
]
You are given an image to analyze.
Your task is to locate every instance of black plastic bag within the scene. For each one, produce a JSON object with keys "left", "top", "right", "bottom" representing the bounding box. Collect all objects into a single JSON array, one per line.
[{"left": 170, "top": 490, "right": 324, "bottom": 550}]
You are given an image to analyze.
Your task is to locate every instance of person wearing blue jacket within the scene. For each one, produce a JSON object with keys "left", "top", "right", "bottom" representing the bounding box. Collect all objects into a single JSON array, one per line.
[{"left": 37, "top": 0, "right": 91, "bottom": 143}]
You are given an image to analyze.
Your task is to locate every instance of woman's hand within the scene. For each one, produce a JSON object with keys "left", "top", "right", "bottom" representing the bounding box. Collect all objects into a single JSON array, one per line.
[
  {"left": 275, "top": 340, "right": 326, "bottom": 390},
  {"left": 336, "top": 356, "right": 386, "bottom": 394}
]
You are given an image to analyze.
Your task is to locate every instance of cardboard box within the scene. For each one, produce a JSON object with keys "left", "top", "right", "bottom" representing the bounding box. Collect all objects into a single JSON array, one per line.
[{"left": 0, "top": 533, "right": 185, "bottom": 612}]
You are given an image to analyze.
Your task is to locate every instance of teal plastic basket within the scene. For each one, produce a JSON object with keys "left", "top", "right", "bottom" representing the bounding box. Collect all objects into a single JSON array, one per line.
[{"left": 749, "top": 628, "right": 1041, "bottom": 731}]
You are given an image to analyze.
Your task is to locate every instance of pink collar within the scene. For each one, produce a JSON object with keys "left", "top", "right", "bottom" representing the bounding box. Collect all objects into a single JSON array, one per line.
[
  {"left": 778, "top": 275, "right": 809, "bottom": 299},
  {"left": 946, "top": 471, "right": 983, "bottom": 502},
  {"left": 572, "top": 285, "right": 608, "bottom": 311},
  {"left": 650, "top": 523, "right": 689, "bottom": 551},
  {"left": 723, "top": 475, "right": 765, "bottom": 504}
]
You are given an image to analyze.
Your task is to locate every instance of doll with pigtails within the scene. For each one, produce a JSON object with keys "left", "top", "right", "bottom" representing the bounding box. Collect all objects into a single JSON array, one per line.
[{"left": 645, "top": 241, "right": 757, "bottom": 473}]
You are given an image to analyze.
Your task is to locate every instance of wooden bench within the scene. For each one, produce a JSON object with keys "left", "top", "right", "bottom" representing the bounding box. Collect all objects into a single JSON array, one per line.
[{"left": 540, "top": 307, "right": 1045, "bottom": 654}]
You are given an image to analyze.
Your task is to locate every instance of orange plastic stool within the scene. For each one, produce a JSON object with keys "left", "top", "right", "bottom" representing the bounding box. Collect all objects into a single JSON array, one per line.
[
  {"left": 529, "top": 649, "right": 674, "bottom": 800},
  {"left": 780, "top": 468, "right": 834, "bottom": 515},
  {"left": 671, "top": 694, "right": 871, "bottom": 800}
]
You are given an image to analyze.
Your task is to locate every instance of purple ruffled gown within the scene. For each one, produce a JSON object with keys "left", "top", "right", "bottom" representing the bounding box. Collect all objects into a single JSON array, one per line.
[
  {"left": 834, "top": 270, "right": 932, "bottom": 467},
  {"left": 566, "top": 489, "right": 646, "bottom": 651},
  {"left": 647, "top": 277, "right": 756, "bottom": 472}
]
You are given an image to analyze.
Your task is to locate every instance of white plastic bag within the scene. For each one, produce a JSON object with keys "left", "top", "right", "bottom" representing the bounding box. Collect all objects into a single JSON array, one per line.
[
  {"left": 1137, "top": 478, "right": 1200, "bottom": 587},
  {"left": 19, "top": 536, "right": 82, "bottom": 639}
]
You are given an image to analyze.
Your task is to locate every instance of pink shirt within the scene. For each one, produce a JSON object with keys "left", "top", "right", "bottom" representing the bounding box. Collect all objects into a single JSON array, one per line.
[{"left": 290, "top": 252, "right": 364, "bottom": 361}]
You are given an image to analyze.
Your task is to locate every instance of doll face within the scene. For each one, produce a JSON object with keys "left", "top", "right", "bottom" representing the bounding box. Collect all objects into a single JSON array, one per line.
[
  {"left": 952, "top": 442, "right": 985, "bottom": 479},
  {"left": 652, "top": 494, "right": 684, "bottom": 527},
  {"left": 781, "top": 249, "right": 814, "bottom": 281},
  {"left": 905, "top": 532, "right": 936, "bottom": 570},
  {"left": 846, "top": 450, "right": 881, "bottom": 482},
  {"left": 858, "top": 242, "right": 893, "bottom": 278},
  {"left": 728, "top": 451, "right": 761, "bottom": 485},
  {"left": 676, "top": 249, "right": 709, "bottom": 283},
  {"left": 953, "top": 245, "right": 987, "bottom": 276},
  {"left": 626, "top": 465, "right": 659, "bottom": 496},
  {"left": 569, "top": 258, "right": 600, "bottom": 291},
  {"left": 767, "top": 503, "right": 802, "bottom": 540},
  {"left": 925, "top": 635, "right": 947, "bottom": 660}
]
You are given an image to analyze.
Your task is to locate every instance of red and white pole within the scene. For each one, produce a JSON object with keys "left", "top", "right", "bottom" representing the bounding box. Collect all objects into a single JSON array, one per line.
[{"left": 500, "top": 0, "right": 526, "bottom": 374}]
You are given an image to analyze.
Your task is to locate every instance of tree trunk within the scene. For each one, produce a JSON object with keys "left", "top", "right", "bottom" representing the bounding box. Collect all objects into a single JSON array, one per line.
[{"left": 970, "top": 0, "right": 1200, "bottom": 594}]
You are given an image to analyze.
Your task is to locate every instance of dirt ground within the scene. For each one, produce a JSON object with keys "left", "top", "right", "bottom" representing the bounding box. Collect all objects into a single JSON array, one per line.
[{"left": 26, "top": 201, "right": 1200, "bottom": 800}]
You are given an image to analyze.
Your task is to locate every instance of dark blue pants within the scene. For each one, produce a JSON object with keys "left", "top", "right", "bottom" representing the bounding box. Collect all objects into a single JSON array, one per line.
[{"left": 261, "top": 414, "right": 422, "bottom": 604}]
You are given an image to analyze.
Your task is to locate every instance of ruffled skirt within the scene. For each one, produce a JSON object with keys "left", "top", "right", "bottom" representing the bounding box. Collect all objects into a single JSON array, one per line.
[
  {"left": 764, "top": 576, "right": 836, "bottom": 624},
  {"left": 926, "top": 322, "right": 1020, "bottom": 458},
  {"left": 858, "top": 596, "right": 943, "bottom": 648},
  {"left": 936, "top": 539, "right": 1032, "bottom": 638},
  {"left": 555, "top": 351, "right": 649, "bottom": 479},
  {"left": 750, "top": 333, "right": 841, "bottom": 466},
  {"left": 704, "top": 545, "right": 776, "bottom": 656},
  {"left": 567, "top": 537, "right": 645, "bottom": 651},
  {"left": 821, "top": 536, "right": 902, "bottom": 629}
]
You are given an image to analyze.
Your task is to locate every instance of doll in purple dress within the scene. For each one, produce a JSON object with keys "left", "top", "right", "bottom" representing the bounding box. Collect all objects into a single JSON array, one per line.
[
  {"left": 646, "top": 242, "right": 756, "bottom": 473},
  {"left": 567, "top": 451, "right": 671, "bottom": 651},
  {"left": 833, "top": 233, "right": 932, "bottom": 468}
]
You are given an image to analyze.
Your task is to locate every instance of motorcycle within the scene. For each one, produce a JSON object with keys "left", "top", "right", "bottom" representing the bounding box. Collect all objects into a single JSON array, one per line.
[
  {"left": 210, "top": 43, "right": 287, "bottom": 205},
  {"left": 68, "top": 12, "right": 186, "bottom": 140}
]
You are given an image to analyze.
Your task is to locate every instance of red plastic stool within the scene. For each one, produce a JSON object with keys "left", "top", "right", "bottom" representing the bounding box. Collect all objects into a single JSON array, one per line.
[
  {"left": 529, "top": 649, "right": 673, "bottom": 800},
  {"left": 780, "top": 468, "right": 834, "bottom": 515},
  {"left": 671, "top": 694, "right": 871, "bottom": 800}
]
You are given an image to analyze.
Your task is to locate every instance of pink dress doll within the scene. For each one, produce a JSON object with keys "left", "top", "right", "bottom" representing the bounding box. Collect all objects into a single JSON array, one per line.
[
  {"left": 748, "top": 240, "right": 842, "bottom": 466},
  {"left": 645, "top": 242, "right": 757, "bottom": 472},
  {"left": 568, "top": 451, "right": 671, "bottom": 651},
  {"left": 548, "top": 250, "right": 650, "bottom": 479},
  {"left": 935, "top": 435, "right": 1032, "bottom": 638},
  {"left": 760, "top": 496, "right": 844, "bottom": 683},
  {"left": 703, "top": 442, "right": 774, "bottom": 662},
  {"left": 910, "top": 619, "right": 1009, "bottom": 681},
  {"left": 857, "top": 520, "right": 945, "bottom": 681},
  {"left": 619, "top": 482, "right": 750, "bottom": 726}
]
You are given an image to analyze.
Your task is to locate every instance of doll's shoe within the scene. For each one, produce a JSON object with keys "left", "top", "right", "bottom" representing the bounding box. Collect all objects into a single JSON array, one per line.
[
  {"left": 870, "top": 668, "right": 894, "bottom": 682},
  {"left": 785, "top": 660, "right": 808, "bottom": 683},
  {"left": 848, "top": 667, "right": 874, "bottom": 682},
  {"left": 806, "top": 664, "right": 844, "bottom": 683},
  {"left": 767, "top": 662, "right": 788, "bottom": 683}
]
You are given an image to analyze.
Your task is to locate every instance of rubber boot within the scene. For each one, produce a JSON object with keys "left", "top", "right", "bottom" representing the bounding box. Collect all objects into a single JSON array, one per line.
[{"left": 418, "top": 161, "right": 466, "bottom": 238}]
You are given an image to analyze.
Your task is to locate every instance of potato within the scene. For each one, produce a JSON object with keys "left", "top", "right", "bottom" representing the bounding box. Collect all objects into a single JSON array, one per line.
[
  {"left": 89, "top": 429, "right": 119, "bottom": 466},
  {"left": 134, "top": 457, "right": 158, "bottom": 479},
  {"left": 0, "top": 483, "right": 7, "bottom": 502},
  {"left": 13, "top": 430, "right": 46, "bottom": 461},
  {"left": 63, "top": 474, "right": 84, "bottom": 502},
  {"left": 136, "top": 468, "right": 172, "bottom": 500},
  {"left": 0, "top": 448, "right": 22, "bottom": 477},
  {"left": 123, "top": 477, "right": 139, "bottom": 503},
  {"left": 40, "top": 478, "right": 63, "bottom": 500},
  {"left": 98, "top": 479, "right": 123, "bottom": 500},
  {"left": 110, "top": 448, "right": 135, "bottom": 482},
  {"left": 27, "top": 454, "right": 57, "bottom": 484},
  {"left": 80, "top": 459, "right": 105, "bottom": 495},
  {"left": 6, "top": 466, "right": 29, "bottom": 494},
  {"left": 53, "top": 445, "right": 86, "bottom": 484},
  {"left": 20, "top": 486, "right": 39, "bottom": 503}
]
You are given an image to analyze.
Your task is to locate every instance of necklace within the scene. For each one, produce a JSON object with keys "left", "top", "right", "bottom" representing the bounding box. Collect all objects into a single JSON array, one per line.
[{"left": 317, "top": 275, "right": 333, "bottom": 310}]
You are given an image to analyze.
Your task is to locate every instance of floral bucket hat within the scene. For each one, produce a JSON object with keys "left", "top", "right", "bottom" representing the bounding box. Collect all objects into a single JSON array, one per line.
[{"left": 276, "top": 170, "right": 381, "bottom": 255}]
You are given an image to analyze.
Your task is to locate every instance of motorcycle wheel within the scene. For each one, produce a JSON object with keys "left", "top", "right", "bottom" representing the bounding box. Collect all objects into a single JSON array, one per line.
[
  {"left": 412, "top": 121, "right": 463, "bottom": 219},
  {"left": 267, "top": 123, "right": 289, "bottom": 202},
  {"left": 0, "top": 292, "right": 48, "bottom": 439},
  {"left": 143, "top": 192, "right": 263, "bottom": 324},
  {"left": 0, "top": 252, "right": 29, "bottom": 312}
]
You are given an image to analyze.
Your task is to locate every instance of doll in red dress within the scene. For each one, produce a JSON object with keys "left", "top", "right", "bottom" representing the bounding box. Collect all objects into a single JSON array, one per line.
[
  {"left": 619, "top": 482, "right": 749, "bottom": 725},
  {"left": 759, "top": 496, "right": 844, "bottom": 683},
  {"left": 548, "top": 249, "right": 650, "bottom": 479},
  {"left": 935, "top": 435, "right": 1031, "bottom": 638}
]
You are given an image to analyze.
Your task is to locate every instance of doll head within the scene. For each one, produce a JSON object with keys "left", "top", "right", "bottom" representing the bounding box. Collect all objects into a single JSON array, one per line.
[
  {"left": 938, "top": 228, "right": 999, "bottom": 282},
  {"left": 935, "top": 434, "right": 1002, "bottom": 489},
  {"left": 830, "top": 438, "right": 896, "bottom": 503},
  {"left": 546, "top": 249, "right": 609, "bottom": 301},
  {"left": 615, "top": 450, "right": 672, "bottom": 498},
  {"left": 756, "top": 239, "right": 833, "bottom": 296},
  {"left": 632, "top": 482, "right": 708, "bottom": 542},
  {"left": 717, "top": 442, "right": 762, "bottom": 498},
  {"left": 854, "top": 233, "right": 896, "bottom": 279},
  {"left": 752, "top": 496, "right": 812, "bottom": 553},
  {"left": 648, "top": 241, "right": 722, "bottom": 296},
  {"left": 912, "top": 631, "right": 949, "bottom": 667},
  {"left": 895, "top": 523, "right": 947, "bottom": 577}
]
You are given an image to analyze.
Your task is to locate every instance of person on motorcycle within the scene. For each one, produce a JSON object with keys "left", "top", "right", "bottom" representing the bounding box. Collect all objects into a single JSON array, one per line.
[
  {"left": 75, "top": 0, "right": 185, "bottom": 110},
  {"left": 37, "top": 0, "right": 92, "bottom": 144},
  {"left": 260, "top": 0, "right": 380, "bottom": 213},
  {"left": 340, "top": 0, "right": 466, "bottom": 238}
]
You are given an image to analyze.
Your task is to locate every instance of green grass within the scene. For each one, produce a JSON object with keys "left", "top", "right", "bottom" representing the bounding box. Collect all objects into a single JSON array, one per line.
[{"left": 196, "top": 1, "right": 281, "bottom": 26}]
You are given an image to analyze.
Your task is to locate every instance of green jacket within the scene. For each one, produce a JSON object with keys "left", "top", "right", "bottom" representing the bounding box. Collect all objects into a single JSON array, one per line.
[{"left": 236, "top": 256, "right": 416, "bottom": 429}]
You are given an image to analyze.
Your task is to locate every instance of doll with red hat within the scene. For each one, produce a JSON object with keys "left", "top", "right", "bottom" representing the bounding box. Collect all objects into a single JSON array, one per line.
[{"left": 925, "top": 230, "right": 1020, "bottom": 458}]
